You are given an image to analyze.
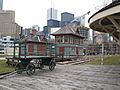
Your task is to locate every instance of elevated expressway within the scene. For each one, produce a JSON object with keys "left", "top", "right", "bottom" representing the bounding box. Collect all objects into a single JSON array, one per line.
[{"left": 89, "top": 1, "right": 120, "bottom": 46}]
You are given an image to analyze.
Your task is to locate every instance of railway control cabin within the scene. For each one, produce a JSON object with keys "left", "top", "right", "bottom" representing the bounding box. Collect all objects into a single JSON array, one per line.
[{"left": 52, "top": 25, "right": 84, "bottom": 60}]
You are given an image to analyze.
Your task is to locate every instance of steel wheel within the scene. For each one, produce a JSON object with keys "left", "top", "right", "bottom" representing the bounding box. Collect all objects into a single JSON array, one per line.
[
  {"left": 26, "top": 63, "right": 35, "bottom": 75},
  {"left": 49, "top": 61, "right": 56, "bottom": 71},
  {"left": 15, "top": 63, "right": 23, "bottom": 74}
]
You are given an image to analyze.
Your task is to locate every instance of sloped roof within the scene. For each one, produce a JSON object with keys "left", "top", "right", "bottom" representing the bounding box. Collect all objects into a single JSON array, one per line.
[
  {"left": 52, "top": 25, "right": 84, "bottom": 38},
  {"left": 19, "top": 35, "right": 45, "bottom": 43},
  {"left": 88, "top": 0, "right": 120, "bottom": 42},
  {"left": 52, "top": 25, "right": 75, "bottom": 34}
]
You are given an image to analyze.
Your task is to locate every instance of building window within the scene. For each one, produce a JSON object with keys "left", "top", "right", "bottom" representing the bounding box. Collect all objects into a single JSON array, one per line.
[
  {"left": 3, "top": 42, "right": 7, "bottom": 44},
  {"left": 64, "top": 36, "right": 69, "bottom": 43},
  {"left": 4, "top": 38, "right": 7, "bottom": 40},
  {"left": 56, "top": 36, "right": 63, "bottom": 43},
  {"left": 80, "top": 39, "right": 83, "bottom": 44},
  {"left": 70, "top": 37, "right": 73, "bottom": 44},
  {"left": 10, "top": 38, "right": 14, "bottom": 41},
  {"left": 64, "top": 38, "right": 68, "bottom": 43}
]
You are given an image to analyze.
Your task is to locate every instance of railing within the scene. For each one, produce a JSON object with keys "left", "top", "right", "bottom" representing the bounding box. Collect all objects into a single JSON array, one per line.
[{"left": 20, "top": 51, "right": 56, "bottom": 57}]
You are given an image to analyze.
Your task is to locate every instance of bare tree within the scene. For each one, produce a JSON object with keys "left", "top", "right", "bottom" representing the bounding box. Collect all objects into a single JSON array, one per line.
[
  {"left": 102, "top": 0, "right": 111, "bottom": 7},
  {"left": 94, "top": 0, "right": 111, "bottom": 11}
]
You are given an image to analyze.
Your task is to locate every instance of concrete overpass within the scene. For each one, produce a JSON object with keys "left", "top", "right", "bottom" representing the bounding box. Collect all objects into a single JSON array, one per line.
[{"left": 89, "top": 1, "right": 120, "bottom": 46}]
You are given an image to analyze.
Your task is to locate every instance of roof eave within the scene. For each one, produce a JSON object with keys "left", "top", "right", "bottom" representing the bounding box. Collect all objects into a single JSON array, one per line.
[
  {"left": 51, "top": 33, "right": 84, "bottom": 39},
  {"left": 88, "top": 1, "right": 120, "bottom": 23}
]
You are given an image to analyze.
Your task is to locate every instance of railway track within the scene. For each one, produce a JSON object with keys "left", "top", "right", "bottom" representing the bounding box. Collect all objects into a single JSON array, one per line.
[
  {"left": 57, "top": 58, "right": 93, "bottom": 65},
  {"left": 0, "top": 57, "right": 93, "bottom": 79},
  {"left": 0, "top": 71, "right": 16, "bottom": 79}
]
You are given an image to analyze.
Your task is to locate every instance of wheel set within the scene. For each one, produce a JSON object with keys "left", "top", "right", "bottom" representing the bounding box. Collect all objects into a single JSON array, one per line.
[{"left": 15, "top": 59, "right": 56, "bottom": 75}]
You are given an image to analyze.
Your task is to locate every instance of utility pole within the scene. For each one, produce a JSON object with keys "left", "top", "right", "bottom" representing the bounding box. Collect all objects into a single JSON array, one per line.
[
  {"left": 101, "top": 43, "right": 104, "bottom": 65},
  {"left": 101, "top": 34, "right": 104, "bottom": 65}
]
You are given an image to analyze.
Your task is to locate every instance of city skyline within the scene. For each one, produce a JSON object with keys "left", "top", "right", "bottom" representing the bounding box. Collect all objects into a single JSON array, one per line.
[{"left": 3, "top": 0, "right": 112, "bottom": 29}]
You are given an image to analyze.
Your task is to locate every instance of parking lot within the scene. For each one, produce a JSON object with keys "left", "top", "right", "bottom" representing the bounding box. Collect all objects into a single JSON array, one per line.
[{"left": 0, "top": 64, "right": 120, "bottom": 90}]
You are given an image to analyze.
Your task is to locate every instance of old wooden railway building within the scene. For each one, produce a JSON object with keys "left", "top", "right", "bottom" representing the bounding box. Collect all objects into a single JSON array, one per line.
[
  {"left": 16, "top": 25, "right": 85, "bottom": 61},
  {"left": 52, "top": 25, "right": 84, "bottom": 60}
]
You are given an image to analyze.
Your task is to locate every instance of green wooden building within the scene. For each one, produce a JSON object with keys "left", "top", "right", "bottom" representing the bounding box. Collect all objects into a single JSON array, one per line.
[{"left": 52, "top": 25, "right": 84, "bottom": 60}]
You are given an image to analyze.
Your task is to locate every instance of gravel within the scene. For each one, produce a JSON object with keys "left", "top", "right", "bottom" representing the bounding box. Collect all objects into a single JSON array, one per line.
[{"left": 0, "top": 64, "right": 120, "bottom": 90}]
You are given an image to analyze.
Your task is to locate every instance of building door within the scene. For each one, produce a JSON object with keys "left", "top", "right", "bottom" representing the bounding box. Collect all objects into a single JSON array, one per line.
[
  {"left": 76, "top": 47, "right": 78, "bottom": 54},
  {"left": 59, "top": 47, "right": 64, "bottom": 55},
  {"left": 28, "top": 43, "right": 33, "bottom": 55}
]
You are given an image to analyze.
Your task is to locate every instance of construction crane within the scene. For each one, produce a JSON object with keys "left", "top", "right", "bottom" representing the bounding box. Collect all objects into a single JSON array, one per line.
[{"left": 70, "top": 11, "right": 90, "bottom": 26}]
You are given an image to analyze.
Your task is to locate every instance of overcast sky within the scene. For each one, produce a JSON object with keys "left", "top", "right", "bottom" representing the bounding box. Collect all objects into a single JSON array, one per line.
[{"left": 3, "top": 0, "right": 112, "bottom": 30}]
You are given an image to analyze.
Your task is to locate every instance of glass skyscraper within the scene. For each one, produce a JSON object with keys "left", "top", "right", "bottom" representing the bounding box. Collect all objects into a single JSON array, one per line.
[
  {"left": 0, "top": 0, "right": 3, "bottom": 10},
  {"left": 61, "top": 12, "right": 74, "bottom": 27},
  {"left": 47, "top": 8, "right": 58, "bottom": 20}
]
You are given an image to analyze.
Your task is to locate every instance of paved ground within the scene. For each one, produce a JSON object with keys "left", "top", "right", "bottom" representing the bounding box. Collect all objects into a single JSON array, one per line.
[{"left": 0, "top": 64, "right": 120, "bottom": 90}]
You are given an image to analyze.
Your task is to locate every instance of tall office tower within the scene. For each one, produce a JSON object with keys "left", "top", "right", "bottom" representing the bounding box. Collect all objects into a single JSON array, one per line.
[
  {"left": 0, "top": 10, "right": 15, "bottom": 23},
  {"left": 0, "top": 0, "right": 3, "bottom": 10},
  {"left": 0, "top": 10, "right": 20, "bottom": 37},
  {"left": 47, "top": 19, "right": 60, "bottom": 27},
  {"left": 61, "top": 12, "right": 74, "bottom": 27},
  {"left": 47, "top": 8, "right": 58, "bottom": 20}
]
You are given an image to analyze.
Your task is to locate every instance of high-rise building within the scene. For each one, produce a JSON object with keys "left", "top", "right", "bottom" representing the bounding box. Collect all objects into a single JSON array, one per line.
[
  {"left": 0, "top": 10, "right": 15, "bottom": 23},
  {"left": 46, "top": 8, "right": 59, "bottom": 39},
  {"left": 0, "top": 10, "right": 20, "bottom": 37},
  {"left": 61, "top": 12, "right": 74, "bottom": 27},
  {"left": 0, "top": 0, "right": 3, "bottom": 10},
  {"left": 47, "top": 19, "right": 60, "bottom": 27},
  {"left": 47, "top": 8, "right": 58, "bottom": 20}
]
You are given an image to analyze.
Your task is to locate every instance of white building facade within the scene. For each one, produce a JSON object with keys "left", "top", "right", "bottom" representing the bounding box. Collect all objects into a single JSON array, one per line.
[{"left": 0, "top": 10, "right": 20, "bottom": 37}]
